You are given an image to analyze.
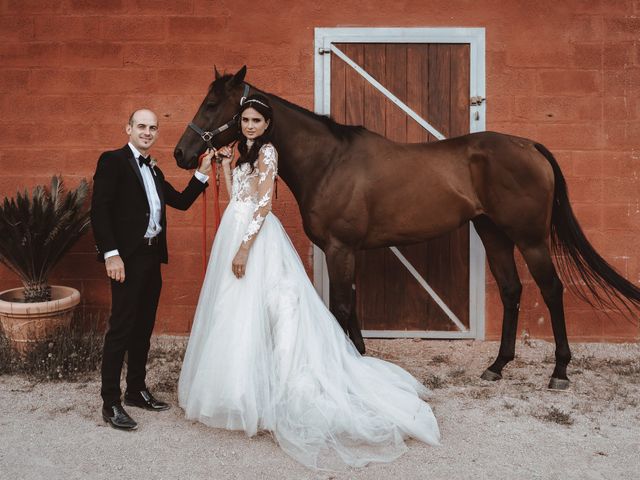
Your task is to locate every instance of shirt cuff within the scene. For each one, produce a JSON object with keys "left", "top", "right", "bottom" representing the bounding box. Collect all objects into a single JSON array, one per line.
[
  {"left": 194, "top": 170, "right": 209, "bottom": 183},
  {"left": 104, "top": 249, "right": 120, "bottom": 260}
]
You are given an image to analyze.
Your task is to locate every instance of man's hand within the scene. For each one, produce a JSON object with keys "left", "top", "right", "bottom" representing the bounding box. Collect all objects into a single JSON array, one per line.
[
  {"left": 106, "top": 255, "right": 125, "bottom": 283},
  {"left": 232, "top": 247, "right": 249, "bottom": 279},
  {"left": 197, "top": 149, "right": 215, "bottom": 176}
]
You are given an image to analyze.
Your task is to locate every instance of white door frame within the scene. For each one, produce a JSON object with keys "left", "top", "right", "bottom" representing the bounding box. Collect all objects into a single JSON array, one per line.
[{"left": 313, "top": 27, "right": 486, "bottom": 340}]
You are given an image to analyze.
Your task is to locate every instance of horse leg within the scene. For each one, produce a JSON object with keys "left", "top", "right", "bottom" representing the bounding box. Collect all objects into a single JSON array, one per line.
[
  {"left": 474, "top": 217, "right": 522, "bottom": 382},
  {"left": 518, "top": 242, "right": 571, "bottom": 390},
  {"left": 325, "top": 243, "right": 366, "bottom": 354},
  {"left": 347, "top": 283, "right": 365, "bottom": 354}
]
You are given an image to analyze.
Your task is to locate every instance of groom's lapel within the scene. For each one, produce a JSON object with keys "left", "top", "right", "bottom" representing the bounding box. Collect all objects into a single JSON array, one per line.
[{"left": 124, "top": 145, "right": 145, "bottom": 192}]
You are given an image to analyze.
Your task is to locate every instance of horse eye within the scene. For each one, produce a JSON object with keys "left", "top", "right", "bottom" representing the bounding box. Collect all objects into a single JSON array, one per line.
[{"left": 206, "top": 101, "right": 218, "bottom": 109}]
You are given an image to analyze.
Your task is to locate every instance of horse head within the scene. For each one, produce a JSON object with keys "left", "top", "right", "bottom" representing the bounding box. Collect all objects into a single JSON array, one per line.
[{"left": 174, "top": 66, "right": 248, "bottom": 170}]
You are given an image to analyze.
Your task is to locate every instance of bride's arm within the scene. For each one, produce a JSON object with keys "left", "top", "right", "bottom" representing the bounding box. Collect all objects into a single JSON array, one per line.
[
  {"left": 221, "top": 161, "right": 233, "bottom": 197},
  {"left": 231, "top": 144, "right": 278, "bottom": 278},
  {"left": 241, "top": 144, "right": 278, "bottom": 249},
  {"left": 217, "top": 145, "right": 234, "bottom": 196}
]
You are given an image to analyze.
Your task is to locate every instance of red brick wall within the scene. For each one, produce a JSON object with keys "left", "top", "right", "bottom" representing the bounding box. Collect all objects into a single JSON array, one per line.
[{"left": 0, "top": 0, "right": 638, "bottom": 340}]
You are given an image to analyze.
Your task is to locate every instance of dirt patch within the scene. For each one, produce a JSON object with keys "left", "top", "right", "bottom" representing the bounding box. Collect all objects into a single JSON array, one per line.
[{"left": 1, "top": 338, "right": 639, "bottom": 479}]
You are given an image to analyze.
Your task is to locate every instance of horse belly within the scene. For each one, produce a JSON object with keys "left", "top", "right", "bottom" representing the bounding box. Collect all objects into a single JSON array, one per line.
[{"left": 363, "top": 193, "right": 477, "bottom": 248}]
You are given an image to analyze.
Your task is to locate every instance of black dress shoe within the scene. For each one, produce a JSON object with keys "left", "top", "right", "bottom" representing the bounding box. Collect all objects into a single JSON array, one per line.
[
  {"left": 102, "top": 404, "right": 138, "bottom": 430},
  {"left": 124, "top": 389, "right": 170, "bottom": 411}
]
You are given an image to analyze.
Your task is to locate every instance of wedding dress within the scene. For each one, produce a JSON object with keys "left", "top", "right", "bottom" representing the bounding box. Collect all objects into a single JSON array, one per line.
[{"left": 178, "top": 143, "right": 440, "bottom": 469}]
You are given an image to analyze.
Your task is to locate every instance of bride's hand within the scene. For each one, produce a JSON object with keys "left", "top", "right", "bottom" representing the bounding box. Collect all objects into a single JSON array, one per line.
[
  {"left": 232, "top": 247, "right": 248, "bottom": 278},
  {"left": 217, "top": 145, "right": 234, "bottom": 167}
]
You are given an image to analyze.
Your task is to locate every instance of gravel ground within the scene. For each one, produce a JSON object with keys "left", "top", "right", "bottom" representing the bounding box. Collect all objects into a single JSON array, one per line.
[{"left": 1, "top": 338, "right": 639, "bottom": 480}]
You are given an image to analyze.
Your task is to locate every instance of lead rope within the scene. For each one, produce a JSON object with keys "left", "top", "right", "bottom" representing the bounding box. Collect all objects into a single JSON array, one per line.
[{"left": 198, "top": 152, "right": 222, "bottom": 279}]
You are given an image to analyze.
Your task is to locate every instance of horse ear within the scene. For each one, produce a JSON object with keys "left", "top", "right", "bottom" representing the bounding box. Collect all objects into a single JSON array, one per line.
[
  {"left": 214, "top": 65, "right": 222, "bottom": 80},
  {"left": 230, "top": 65, "right": 247, "bottom": 86}
]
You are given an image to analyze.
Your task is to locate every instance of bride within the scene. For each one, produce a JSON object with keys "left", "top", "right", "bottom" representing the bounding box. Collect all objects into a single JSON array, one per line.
[{"left": 178, "top": 94, "right": 440, "bottom": 469}]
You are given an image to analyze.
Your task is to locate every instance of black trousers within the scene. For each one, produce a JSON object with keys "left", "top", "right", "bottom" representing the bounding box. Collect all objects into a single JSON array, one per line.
[{"left": 100, "top": 243, "right": 162, "bottom": 407}]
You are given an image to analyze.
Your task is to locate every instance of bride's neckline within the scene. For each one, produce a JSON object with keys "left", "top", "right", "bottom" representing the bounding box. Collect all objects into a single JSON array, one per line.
[{"left": 233, "top": 141, "right": 272, "bottom": 171}]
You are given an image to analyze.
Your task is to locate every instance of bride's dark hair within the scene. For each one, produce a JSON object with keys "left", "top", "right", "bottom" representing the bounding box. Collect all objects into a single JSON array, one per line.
[{"left": 236, "top": 94, "right": 274, "bottom": 172}]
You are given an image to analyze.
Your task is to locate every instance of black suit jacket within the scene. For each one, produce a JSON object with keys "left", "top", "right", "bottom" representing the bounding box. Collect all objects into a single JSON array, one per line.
[{"left": 91, "top": 145, "right": 207, "bottom": 263}]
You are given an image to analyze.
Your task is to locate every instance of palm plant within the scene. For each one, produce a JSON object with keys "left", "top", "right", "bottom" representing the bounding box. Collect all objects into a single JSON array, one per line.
[{"left": 0, "top": 176, "right": 91, "bottom": 302}]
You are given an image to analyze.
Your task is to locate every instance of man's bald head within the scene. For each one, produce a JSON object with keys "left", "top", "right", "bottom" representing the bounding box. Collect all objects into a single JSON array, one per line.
[
  {"left": 126, "top": 109, "right": 159, "bottom": 155},
  {"left": 128, "top": 109, "right": 158, "bottom": 127}
]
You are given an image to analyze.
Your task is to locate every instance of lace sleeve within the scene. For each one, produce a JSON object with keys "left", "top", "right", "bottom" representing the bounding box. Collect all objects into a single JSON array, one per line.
[{"left": 241, "top": 144, "right": 278, "bottom": 247}]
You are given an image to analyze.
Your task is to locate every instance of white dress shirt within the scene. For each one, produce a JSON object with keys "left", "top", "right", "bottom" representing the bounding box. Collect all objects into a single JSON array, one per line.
[{"left": 104, "top": 144, "right": 208, "bottom": 259}]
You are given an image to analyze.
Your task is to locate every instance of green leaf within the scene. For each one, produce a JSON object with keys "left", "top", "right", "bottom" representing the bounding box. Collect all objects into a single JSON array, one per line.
[{"left": 0, "top": 175, "right": 91, "bottom": 302}]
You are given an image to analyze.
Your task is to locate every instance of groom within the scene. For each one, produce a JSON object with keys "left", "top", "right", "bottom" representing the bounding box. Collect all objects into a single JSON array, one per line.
[{"left": 91, "top": 108, "right": 212, "bottom": 430}]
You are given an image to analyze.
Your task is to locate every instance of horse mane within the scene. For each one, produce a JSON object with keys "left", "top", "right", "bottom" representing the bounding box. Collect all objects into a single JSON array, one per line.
[
  {"left": 267, "top": 92, "right": 367, "bottom": 141},
  {"left": 208, "top": 75, "right": 367, "bottom": 141}
]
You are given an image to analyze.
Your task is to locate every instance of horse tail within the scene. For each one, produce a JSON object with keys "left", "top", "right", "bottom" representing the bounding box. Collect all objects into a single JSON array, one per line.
[{"left": 533, "top": 143, "right": 640, "bottom": 312}]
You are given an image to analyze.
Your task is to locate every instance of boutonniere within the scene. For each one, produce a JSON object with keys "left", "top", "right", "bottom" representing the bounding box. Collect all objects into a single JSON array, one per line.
[{"left": 149, "top": 157, "right": 158, "bottom": 176}]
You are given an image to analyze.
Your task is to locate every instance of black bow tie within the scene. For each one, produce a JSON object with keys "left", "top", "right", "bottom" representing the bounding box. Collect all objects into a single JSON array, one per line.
[{"left": 138, "top": 155, "right": 151, "bottom": 167}]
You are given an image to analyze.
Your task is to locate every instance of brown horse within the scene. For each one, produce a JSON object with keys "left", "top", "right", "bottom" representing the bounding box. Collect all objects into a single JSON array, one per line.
[{"left": 174, "top": 66, "right": 639, "bottom": 390}]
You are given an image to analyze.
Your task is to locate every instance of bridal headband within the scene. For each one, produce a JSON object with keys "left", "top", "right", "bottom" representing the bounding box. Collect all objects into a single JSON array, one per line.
[{"left": 242, "top": 98, "right": 271, "bottom": 109}]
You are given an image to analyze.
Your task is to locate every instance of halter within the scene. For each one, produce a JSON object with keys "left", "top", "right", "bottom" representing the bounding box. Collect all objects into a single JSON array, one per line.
[{"left": 188, "top": 83, "right": 251, "bottom": 151}]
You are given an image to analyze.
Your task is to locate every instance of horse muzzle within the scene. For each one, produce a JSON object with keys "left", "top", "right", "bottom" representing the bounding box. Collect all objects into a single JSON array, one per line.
[{"left": 173, "top": 146, "right": 199, "bottom": 170}]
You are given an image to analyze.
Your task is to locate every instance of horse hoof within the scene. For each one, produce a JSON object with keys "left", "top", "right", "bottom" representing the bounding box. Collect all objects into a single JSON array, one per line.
[
  {"left": 548, "top": 377, "right": 570, "bottom": 390},
  {"left": 480, "top": 369, "right": 502, "bottom": 382}
]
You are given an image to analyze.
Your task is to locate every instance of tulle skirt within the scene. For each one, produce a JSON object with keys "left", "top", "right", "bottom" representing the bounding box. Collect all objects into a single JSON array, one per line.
[{"left": 178, "top": 200, "right": 440, "bottom": 469}]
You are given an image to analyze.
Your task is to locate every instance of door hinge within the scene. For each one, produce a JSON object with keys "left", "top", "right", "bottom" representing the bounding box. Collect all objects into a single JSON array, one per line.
[{"left": 318, "top": 48, "right": 331, "bottom": 55}]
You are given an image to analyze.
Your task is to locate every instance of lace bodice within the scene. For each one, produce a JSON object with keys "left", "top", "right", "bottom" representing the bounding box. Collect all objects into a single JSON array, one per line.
[{"left": 231, "top": 143, "right": 278, "bottom": 245}]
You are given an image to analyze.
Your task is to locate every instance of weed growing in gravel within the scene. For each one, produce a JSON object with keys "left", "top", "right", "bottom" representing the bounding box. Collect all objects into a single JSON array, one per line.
[
  {"left": 0, "top": 311, "right": 104, "bottom": 381},
  {"left": 542, "top": 354, "right": 555, "bottom": 364},
  {"left": 448, "top": 367, "right": 466, "bottom": 378},
  {"left": 423, "top": 374, "right": 447, "bottom": 389},
  {"left": 446, "top": 367, "right": 472, "bottom": 386},
  {"left": 147, "top": 340, "right": 185, "bottom": 363},
  {"left": 467, "top": 388, "right": 493, "bottom": 400},
  {"left": 610, "top": 361, "right": 640, "bottom": 381},
  {"left": 146, "top": 338, "right": 187, "bottom": 394},
  {"left": 0, "top": 330, "right": 19, "bottom": 375},
  {"left": 430, "top": 354, "right": 451, "bottom": 365},
  {"left": 536, "top": 406, "right": 574, "bottom": 426},
  {"left": 572, "top": 355, "right": 598, "bottom": 370}
]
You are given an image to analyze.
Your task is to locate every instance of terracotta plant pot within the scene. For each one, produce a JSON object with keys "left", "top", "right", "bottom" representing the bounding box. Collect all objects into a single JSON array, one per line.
[{"left": 0, "top": 286, "right": 81, "bottom": 354}]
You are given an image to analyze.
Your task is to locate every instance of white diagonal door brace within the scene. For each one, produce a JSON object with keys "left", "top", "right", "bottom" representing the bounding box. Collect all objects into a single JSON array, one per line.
[
  {"left": 332, "top": 43, "right": 466, "bottom": 332},
  {"left": 390, "top": 247, "right": 468, "bottom": 332},
  {"left": 329, "top": 44, "right": 446, "bottom": 141}
]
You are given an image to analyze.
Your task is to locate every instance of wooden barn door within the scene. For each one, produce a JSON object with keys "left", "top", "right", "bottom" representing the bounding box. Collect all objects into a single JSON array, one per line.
[{"left": 314, "top": 28, "right": 486, "bottom": 338}]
